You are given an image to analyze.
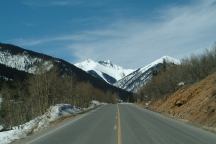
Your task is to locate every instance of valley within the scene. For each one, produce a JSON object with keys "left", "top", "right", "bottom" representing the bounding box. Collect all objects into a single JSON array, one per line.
[
  {"left": 0, "top": 43, "right": 216, "bottom": 144},
  {"left": 1, "top": 0, "right": 216, "bottom": 143}
]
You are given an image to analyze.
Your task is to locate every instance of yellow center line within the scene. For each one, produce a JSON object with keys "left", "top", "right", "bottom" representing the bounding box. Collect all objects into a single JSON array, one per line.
[{"left": 116, "top": 104, "right": 122, "bottom": 144}]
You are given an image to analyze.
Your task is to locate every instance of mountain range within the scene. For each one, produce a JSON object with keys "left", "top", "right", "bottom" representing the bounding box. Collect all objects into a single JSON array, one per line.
[
  {"left": 0, "top": 42, "right": 180, "bottom": 97},
  {"left": 76, "top": 56, "right": 180, "bottom": 93},
  {"left": 0, "top": 43, "right": 133, "bottom": 101}
]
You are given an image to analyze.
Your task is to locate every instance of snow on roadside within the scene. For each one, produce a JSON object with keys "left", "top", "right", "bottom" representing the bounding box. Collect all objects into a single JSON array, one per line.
[
  {"left": 0, "top": 125, "right": 3, "bottom": 131},
  {"left": 0, "top": 101, "right": 103, "bottom": 144}
]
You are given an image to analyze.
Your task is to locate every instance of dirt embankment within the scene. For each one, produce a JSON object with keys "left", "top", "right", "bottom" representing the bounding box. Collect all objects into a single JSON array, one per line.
[{"left": 149, "top": 72, "right": 216, "bottom": 128}]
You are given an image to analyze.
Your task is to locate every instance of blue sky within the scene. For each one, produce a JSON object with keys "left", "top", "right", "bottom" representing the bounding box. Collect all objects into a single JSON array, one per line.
[{"left": 1, "top": 0, "right": 216, "bottom": 68}]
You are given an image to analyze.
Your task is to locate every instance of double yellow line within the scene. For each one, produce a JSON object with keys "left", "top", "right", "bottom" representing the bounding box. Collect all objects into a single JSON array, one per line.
[{"left": 116, "top": 104, "right": 122, "bottom": 144}]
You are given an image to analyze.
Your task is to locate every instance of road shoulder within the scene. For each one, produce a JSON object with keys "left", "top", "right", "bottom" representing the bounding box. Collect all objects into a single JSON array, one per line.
[
  {"left": 135, "top": 103, "right": 216, "bottom": 134},
  {"left": 12, "top": 106, "right": 103, "bottom": 144}
]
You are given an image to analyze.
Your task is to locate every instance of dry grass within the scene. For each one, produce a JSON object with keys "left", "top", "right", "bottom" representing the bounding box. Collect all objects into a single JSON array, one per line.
[{"left": 149, "top": 72, "right": 216, "bottom": 128}]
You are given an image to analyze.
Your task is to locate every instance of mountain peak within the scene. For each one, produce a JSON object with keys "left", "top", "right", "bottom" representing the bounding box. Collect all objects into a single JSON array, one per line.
[
  {"left": 139, "top": 56, "right": 180, "bottom": 73},
  {"left": 75, "top": 59, "right": 134, "bottom": 84},
  {"left": 98, "top": 60, "right": 114, "bottom": 68},
  {"left": 98, "top": 59, "right": 112, "bottom": 64},
  {"left": 115, "top": 56, "right": 180, "bottom": 92},
  {"left": 160, "top": 56, "right": 181, "bottom": 65}
]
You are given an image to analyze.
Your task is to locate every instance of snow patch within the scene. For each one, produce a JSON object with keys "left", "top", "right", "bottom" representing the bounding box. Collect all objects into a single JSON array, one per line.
[
  {"left": 90, "top": 100, "right": 102, "bottom": 107},
  {"left": 0, "top": 50, "right": 53, "bottom": 74},
  {"left": 178, "top": 82, "right": 185, "bottom": 86},
  {"left": 0, "top": 101, "right": 103, "bottom": 144},
  {"left": 0, "top": 125, "right": 3, "bottom": 131}
]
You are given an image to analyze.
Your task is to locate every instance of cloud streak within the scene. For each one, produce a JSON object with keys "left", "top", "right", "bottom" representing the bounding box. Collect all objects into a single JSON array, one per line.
[
  {"left": 69, "top": 0, "right": 216, "bottom": 68},
  {"left": 16, "top": 0, "right": 216, "bottom": 68},
  {"left": 11, "top": 30, "right": 122, "bottom": 47}
]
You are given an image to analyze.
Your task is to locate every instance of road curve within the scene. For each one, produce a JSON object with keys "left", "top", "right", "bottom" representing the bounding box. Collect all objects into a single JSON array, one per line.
[{"left": 119, "top": 104, "right": 216, "bottom": 144}]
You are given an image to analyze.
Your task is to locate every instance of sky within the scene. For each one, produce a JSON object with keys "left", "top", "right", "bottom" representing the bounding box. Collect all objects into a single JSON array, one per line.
[{"left": 1, "top": 0, "right": 216, "bottom": 68}]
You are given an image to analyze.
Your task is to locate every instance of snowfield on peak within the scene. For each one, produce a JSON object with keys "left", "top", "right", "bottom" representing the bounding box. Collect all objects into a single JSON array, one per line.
[
  {"left": 115, "top": 56, "right": 180, "bottom": 92},
  {"left": 75, "top": 59, "right": 134, "bottom": 84}
]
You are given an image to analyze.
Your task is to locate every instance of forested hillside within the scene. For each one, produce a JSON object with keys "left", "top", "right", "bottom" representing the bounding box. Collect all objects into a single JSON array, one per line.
[
  {"left": 139, "top": 46, "right": 216, "bottom": 101},
  {"left": 0, "top": 66, "right": 118, "bottom": 128},
  {"left": 0, "top": 43, "right": 133, "bottom": 129}
]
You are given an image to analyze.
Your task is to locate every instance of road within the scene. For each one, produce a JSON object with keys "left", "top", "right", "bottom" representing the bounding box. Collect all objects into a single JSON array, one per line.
[
  {"left": 119, "top": 104, "right": 216, "bottom": 144},
  {"left": 18, "top": 104, "right": 216, "bottom": 144}
]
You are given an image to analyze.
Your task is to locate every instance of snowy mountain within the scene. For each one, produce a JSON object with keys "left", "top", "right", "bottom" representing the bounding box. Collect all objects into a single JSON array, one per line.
[
  {"left": 75, "top": 59, "right": 134, "bottom": 84},
  {"left": 0, "top": 43, "right": 132, "bottom": 100},
  {"left": 0, "top": 45, "right": 53, "bottom": 74},
  {"left": 114, "top": 56, "right": 180, "bottom": 92}
]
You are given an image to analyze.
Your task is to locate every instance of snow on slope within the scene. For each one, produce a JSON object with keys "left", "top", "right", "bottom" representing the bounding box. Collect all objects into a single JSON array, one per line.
[
  {"left": 0, "top": 48, "right": 53, "bottom": 74},
  {"left": 0, "top": 101, "right": 103, "bottom": 144},
  {"left": 115, "top": 56, "right": 180, "bottom": 92},
  {"left": 75, "top": 59, "right": 134, "bottom": 84}
]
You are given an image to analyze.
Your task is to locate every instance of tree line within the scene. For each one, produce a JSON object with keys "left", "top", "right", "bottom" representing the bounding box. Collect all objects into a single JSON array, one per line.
[
  {"left": 139, "top": 46, "right": 216, "bottom": 101},
  {"left": 0, "top": 67, "right": 117, "bottom": 128}
]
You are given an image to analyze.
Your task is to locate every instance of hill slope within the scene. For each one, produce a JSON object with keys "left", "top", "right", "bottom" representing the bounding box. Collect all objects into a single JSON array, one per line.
[
  {"left": 0, "top": 43, "right": 133, "bottom": 101},
  {"left": 150, "top": 72, "right": 216, "bottom": 128}
]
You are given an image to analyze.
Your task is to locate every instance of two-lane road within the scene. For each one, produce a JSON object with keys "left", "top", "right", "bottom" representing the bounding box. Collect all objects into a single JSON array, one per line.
[{"left": 17, "top": 104, "right": 216, "bottom": 144}]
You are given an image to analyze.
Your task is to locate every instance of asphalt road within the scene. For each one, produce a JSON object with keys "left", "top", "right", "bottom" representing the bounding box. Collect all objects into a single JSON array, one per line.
[
  {"left": 119, "top": 104, "right": 216, "bottom": 144},
  {"left": 27, "top": 104, "right": 117, "bottom": 144},
  {"left": 20, "top": 104, "right": 216, "bottom": 144}
]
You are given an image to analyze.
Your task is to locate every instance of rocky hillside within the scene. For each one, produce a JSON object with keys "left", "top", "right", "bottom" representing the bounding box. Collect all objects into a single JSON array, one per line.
[{"left": 149, "top": 72, "right": 216, "bottom": 129}]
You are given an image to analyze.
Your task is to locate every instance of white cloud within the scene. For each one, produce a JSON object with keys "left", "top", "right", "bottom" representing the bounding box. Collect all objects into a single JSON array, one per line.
[
  {"left": 12, "top": 35, "right": 84, "bottom": 46},
  {"left": 17, "top": 0, "right": 216, "bottom": 68},
  {"left": 68, "top": 0, "right": 216, "bottom": 68}
]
